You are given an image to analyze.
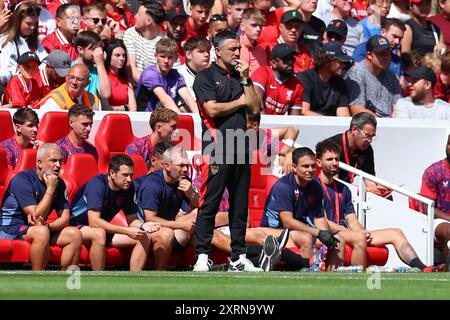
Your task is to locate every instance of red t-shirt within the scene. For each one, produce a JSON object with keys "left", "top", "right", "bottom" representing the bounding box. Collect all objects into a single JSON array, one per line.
[
  {"left": 106, "top": 7, "right": 135, "bottom": 32},
  {"left": 33, "top": 67, "right": 59, "bottom": 97},
  {"left": 2, "top": 75, "right": 41, "bottom": 108},
  {"left": 258, "top": 8, "right": 285, "bottom": 45},
  {"left": 251, "top": 65, "right": 303, "bottom": 115},
  {"left": 261, "top": 41, "right": 314, "bottom": 74},
  {"left": 428, "top": 14, "right": 450, "bottom": 49},
  {"left": 352, "top": 0, "right": 369, "bottom": 21},
  {"left": 41, "top": 29, "right": 78, "bottom": 62},
  {"left": 107, "top": 71, "right": 129, "bottom": 107},
  {"left": 185, "top": 18, "right": 209, "bottom": 39},
  {"left": 433, "top": 72, "right": 450, "bottom": 103},
  {"left": 45, "top": 0, "right": 66, "bottom": 18}
]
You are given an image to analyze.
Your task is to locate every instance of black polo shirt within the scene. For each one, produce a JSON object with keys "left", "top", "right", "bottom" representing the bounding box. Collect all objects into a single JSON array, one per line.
[
  {"left": 328, "top": 131, "right": 375, "bottom": 183},
  {"left": 297, "top": 68, "right": 349, "bottom": 116},
  {"left": 193, "top": 63, "right": 248, "bottom": 157}
]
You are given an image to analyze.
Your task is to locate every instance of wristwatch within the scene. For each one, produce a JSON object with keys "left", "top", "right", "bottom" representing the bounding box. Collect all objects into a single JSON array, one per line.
[{"left": 240, "top": 77, "right": 252, "bottom": 86}]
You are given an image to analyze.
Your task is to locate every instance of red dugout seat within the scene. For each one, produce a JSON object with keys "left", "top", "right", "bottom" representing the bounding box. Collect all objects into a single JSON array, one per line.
[
  {"left": 174, "top": 114, "right": 200, "bottom": 151},
  {"left": 62, "top": 154, "right": 98, "bottom": 189},
  {"left": 0, "top": 110, "right": 14, "bottom": 142},
  {"left": 128, "top": 154, "right": 148, "bottom": 179},
  {"left": 36, "top": 111, "right": 70, "bottom": 143},
  {"left": 94, "top": 114, "right": 136, "bottom": 172},
  {"left": 14, "top": 148, "right": 37, "bottom": 173},
  {"left": 0, "top": 148, "right": 12, "bottom": 202}
]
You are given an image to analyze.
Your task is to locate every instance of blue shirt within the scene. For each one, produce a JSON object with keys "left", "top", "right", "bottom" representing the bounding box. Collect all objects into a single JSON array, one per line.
[
  {"left": 352, "top": 43, "right": 403, "bottom": 77},
  {"left": 360, "top": 17, "right": 381, "bottom": 41},
  {"left": 0, "top": 170, "right": 69, "bottom": 229},
  {"left": 315, "top": 177, "right": 355, "bottom": 226},
  {"left": 70, "top": 174, "right": 137, "bottom": 226},
  {"left": 135, "top": 170, "right": 191, "bottom": 222},
  {"left": 261, "top": 172, "right": 324, "bottom": 228}
]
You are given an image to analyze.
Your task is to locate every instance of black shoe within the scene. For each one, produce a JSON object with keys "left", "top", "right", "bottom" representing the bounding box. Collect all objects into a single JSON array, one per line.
[
  {"left": 277, "top": 229, "right": 290, "bottom": 251},
  {"left": 258, "top": 235, "right": 282, "bottom": 272}
]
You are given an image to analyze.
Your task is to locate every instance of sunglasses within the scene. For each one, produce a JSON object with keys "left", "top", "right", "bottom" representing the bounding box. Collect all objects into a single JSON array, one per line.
[
  {"left": 88, "top": 17, "right": 107, "bottom": 25},
  {"left": 210, "top": 14, "right": 227, "bottom": 22}
]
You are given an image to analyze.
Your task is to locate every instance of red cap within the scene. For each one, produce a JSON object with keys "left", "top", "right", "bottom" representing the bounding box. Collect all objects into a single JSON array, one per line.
[{"left": 409, "top": 0, "right": 427, "bottom": 4}]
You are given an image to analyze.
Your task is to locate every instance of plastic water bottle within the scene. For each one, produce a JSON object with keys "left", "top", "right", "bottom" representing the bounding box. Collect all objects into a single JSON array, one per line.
[
  {"left": 396, "top": 266, "right": 409, "bottom": 273},
  {"left": 335, "top": 265, "right": 364, "bottom": 273},
  {"left": 366, "top": 266, "right": 396, "bottom": 273}
]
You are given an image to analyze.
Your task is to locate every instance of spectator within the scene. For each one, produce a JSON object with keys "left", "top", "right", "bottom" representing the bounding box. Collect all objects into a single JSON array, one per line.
[
  {"left": 135, "top": 146, "right": 198, "bottom": 270},
  {"left": 434, "top": 52, "right": 450, "bottom": 102},
  {"left": 353, "top": 18, "right": 405, "bottom": 79},
  {"left": 83, "top": 3, "right": 112, "bottom": 42},
  {"left": 298, "top": 0, "right": 327, "bottom": 54},
  {"left": 41, "top": 3, "right": 80, "bottom": 62},
  {"left": 2, "top": 52, "right": 41, "bottom": 108},
  {"left": 252, "top": 43, "right": 303, "bottom": 115},
  {"left": 126, "top": 107, "right": 178, "bottom": 170},
  {"left": 123, "top": 1, "right": 165, "bottom": 83},
  {"left": 396, "top": 66, "right": 450, "bottom": 119},
  {"left": 165, "top": 7, "right": 188, "bottom": 65},
  {"left": 207, "top": 14, "right": 229, "bottom": 62},
  {"left": 73, "top": 31, "right": 112, "bottom": 100},
  {"left": 401, "top": 0, "right": 446, "bottom": 55},
  {"left": 326, "top": 112, "right": 390, "bottom": 196},
  {"left": 321, "top": 0, "right": 365, "bottom": 56},
  {"left": 104, "top": 0, "right": 135, "bottom": 36},
  {"left": 0, "top": 108, "right": 42, "bottom": 168},
  {"left": 261, "top": 147, "right": 343, "bottom": 269},
  {"left": 255, "top": 0, "right": 284, "bottom": 45},
  {"left": 360, "top": 0, "right": 392, "bottom": 40},
  {"left": 55, "top": 104, "right": 98, "bottom": 164},
  {"left": 420, "top": 134, "right": 450, "bottom": 272},
  {"left": 226, "top": 0, "right": 249, "bottom": 35},
  {"left": 0, "top": 3, "right": 11, "bottom": 34},
  {"left": 297, "top": 42, "right": 351, "bottom": 116},
  {"left": 239, "top": 8, "right": 268, "bottom": 76},
  {"left": 103, "top": 39, "right": 136, "bottom": 111},
  {"left": 36, "top": 64, "right": 101, "bottom": 111},
  {"left": 0, "top": 143, "right": 83, "bottom": 270},
  {"left": 178, "top": 36, "right": 211, "bottom": 100},
  {"left": 70, "top": 154, "right": 160, "bottom": 271},
  {"left": 345, "top": 35, "right": 402, "bottom": 117},
  {"left": 316, "top": 139, "right": 437, "bottom": 271},
  {"left": 322, "top": 19, "right": 348, "bottom": 44},
  {"left": 0, "top": 2, "right": 47, "bottom": 94},
  {"left": 45, "top": 0, "right": 79, "bottom": 19},
  {"left": 34, "top": 49, "right": 71, "bottom": 97},
  {"left": 25, "top": 0, "right": 56, "bottom": 42},
  {"left": 428, "top": 0, "right": 450, "bottom": 49},
  {"left": 186, "top": 0, "right": 214, "bottom": 39},
  {"left": 135, "top": 38, "right": 198, "bottom": 113}
]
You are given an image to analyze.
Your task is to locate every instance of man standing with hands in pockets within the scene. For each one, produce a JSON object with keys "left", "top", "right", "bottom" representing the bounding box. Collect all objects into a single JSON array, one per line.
[{"left": 192, "top": 30, "right": 262, "bottom": 272}]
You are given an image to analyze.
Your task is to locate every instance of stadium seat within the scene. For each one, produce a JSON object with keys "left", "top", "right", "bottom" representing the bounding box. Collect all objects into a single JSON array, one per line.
[
  {"left": 174, "top": 114, "right": 200, "bottom": 151},
  {"left": 0, "top": 148, "right": 12, "bottom": 202},
  {"left": 94, "top": 114, "right": 136, "bottom": 172},
  {"left": 36, "top": 111, "right": 70, "bottom": 143},
  {"left": 344, "top": 245, "right": 389, "bottom": 266},
  {"left": 62, "top": 154, "right": 98, "bottom": 189},
  {"left": 408, "top": 195, "right": 426, "bottom": 214},
  {"left": 14, "top": 148, "right": 37, "bottom": 173},
  {"left": 128, "top": 154, "right": 148, "bottom": 179},
  {"left": 0, "top": 110, "right": 14, "bottom": 142}
]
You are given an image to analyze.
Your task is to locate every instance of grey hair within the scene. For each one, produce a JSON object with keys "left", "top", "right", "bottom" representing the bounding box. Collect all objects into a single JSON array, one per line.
[
  {"left": 36, "top": 143, "right": 61, "bottom": 161},
  {"left": 163, "top": 145, "right": 188, "bottom": 163},
  {"left": 349, "top": 112, "right": 377, "bottom": 130}
]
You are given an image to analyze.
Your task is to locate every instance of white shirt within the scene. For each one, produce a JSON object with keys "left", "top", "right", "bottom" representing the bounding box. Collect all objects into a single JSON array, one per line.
[
  {"left": 38, "top": 7, "right": 57, "bottom": 42},
  {"left": 178, "top": 63, "right": 197, "bottom": 100},
  {"left": 123, "top": 27, "right": 164, "bottom": 72},
  {"left": 395, "top": 97, "right": 450, "bottom": 120}
]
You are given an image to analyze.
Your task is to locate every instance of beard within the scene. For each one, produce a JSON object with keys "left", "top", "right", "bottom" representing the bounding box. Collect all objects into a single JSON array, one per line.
[{"left": 277, "top": 67, "right": 293, "bottom": 78}]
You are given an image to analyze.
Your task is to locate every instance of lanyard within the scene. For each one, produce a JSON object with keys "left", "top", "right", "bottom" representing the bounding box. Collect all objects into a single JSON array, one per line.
[
  {"left": 341, "top": 132, "right": 358, "bottom": 183},
  {"left": 319, "top": 177, "right": 340, "bottom": 224}
]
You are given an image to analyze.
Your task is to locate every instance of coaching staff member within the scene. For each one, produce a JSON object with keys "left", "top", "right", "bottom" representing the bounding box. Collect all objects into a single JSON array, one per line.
[{"left": 192, "top": 30, "right": 262, "bottom": 272}]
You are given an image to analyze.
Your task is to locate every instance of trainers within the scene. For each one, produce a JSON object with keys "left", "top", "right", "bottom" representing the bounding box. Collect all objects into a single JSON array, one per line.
[
  {"left": 258, "top": 235, "right": 283, "bottom": 272},
  {"left": 193, "top": 254, "right": 212, "bottom": 272},
  {"left": 229, "top": 254, "right": 263, "bottom": 272},
  {"left": 277, "top": 229, "right": 290, "bottom": 251},
  {"left": 423, "top": 266, "right": 438, "bottom": 272},
  {"left": 309, "top": 245, "right": 327, "bottom": 272}
]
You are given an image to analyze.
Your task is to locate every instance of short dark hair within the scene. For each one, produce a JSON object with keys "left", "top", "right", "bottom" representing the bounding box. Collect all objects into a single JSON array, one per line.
[
  {"left": 109, "top": 154, "right": 134, "bottom": 173},
  {"left": 154, "top": 141, "right": 173, "bottom": 157},
  {"left": 228, "top": 0, "right": 249, "bottom": 5},
  {"left": 292, "top": 147, "right": 315, "bottom": 165},
  {"left": 349, "top": 112, "right": 377, "bottom": 130},
  {"left": 12, "top": 108, "right": 39, "bottom": 126},
  {"left": 213, "top": 30, "right": 239, "bottom": 47},
  {"left": 315, "top": 139, "right": 341, "bottom": 160},
  {"left": 382, "top": 18, "right": 405, "bottom": 32},
  {"left": 68, "top": 104, "right": 95, "bottom": 120},
  {"left": 56, "top": 3, "right": 80, "bottom": 19},
  {"left": 141, "top": 1, "right": 166, "bottom": 25},
  {"left": 75, "top": 30, "right": 102, "bottom": 49},
  {"left": 183, "top": 36, "right": 211, "bottom": 54},
  {"left": 190, "top": 0, "right": 214, "bottom": 9}
]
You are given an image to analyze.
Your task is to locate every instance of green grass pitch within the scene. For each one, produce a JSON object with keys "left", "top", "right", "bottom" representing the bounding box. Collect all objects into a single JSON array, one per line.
[{"left": 0, "top": 271, "right": 448, "bottom": 300}]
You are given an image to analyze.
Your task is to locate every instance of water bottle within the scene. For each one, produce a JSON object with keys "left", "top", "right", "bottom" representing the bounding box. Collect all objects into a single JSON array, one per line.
[
  {"left": 336, "top": 265, "right": 363, "bottom": 273},
  {"left": 396, "top": 266, "right": 409, "bottom": 273}
]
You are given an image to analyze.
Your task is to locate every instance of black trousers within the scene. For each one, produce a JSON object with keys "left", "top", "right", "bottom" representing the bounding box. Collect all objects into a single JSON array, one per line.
[{"left": 195, "top": 154, "right": 251, "bottom": 262}]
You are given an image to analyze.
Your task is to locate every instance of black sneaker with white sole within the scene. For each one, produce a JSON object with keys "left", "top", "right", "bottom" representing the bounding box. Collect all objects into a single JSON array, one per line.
[
  {"left": 258, "top": 235, "right": 283, "bottom": 272},
  {"left": 277, "top": 229, "right": 290, "bottom": 251}
]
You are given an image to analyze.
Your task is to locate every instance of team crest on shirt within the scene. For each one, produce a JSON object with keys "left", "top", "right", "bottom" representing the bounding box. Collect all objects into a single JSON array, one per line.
[
  {"left": 443, "top": 181, "right": 449, "bottom": 188},
  {"left": 294, "top": 189, "right": 300, "bottom": 201},
  {"left": 210, "top": 165, "right": 219, "bottom": 175},
  {"left": 286, "top": 90, "right": 293, "bottom": 101}
]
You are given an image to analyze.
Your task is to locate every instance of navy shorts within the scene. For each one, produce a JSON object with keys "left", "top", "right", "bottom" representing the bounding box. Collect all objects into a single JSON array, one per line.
[{"left": 0, "top": 225, "right": 30, "bottom": 240}]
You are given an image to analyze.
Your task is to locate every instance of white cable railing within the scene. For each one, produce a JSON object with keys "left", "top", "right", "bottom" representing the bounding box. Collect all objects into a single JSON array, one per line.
[{"left": 338, "top": 162, "right": 435, "bottom": 266}]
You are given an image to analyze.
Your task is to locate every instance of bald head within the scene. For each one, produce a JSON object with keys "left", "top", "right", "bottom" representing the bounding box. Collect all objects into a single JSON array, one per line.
[{"left": 66, "top": 64, "right": 90, "bottom": 97}]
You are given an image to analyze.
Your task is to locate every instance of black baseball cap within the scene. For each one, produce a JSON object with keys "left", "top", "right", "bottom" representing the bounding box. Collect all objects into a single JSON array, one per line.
[
  {"left": 321, "top": 42, "right": 352, "bottom": 62},
  {"left": 326, "top": 19, "right": 348, "bottom": 38},
  {"left": 17, "top": 52, "right": 40, "bottom": 65},
  {"left": 366, "top": 35, "right": 391, "bottom": 52},
  {"left": 270, "top": 43, "right": 299, "bottom": 60},
  {"left": 166, "top": 6, "right": 187, "bottom": 21},
  {"left": 281, "top": 10, "right": 303, "bottom": 24},
  {"left": 406, "top": 66, "right": 437, "bottom": 85}
]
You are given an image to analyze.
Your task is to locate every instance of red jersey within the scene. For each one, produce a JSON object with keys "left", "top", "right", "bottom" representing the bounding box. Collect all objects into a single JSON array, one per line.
[
  {"left": 41, "top": 29, "right": 78, "bottom": 62},
  {"left": 352, "top": 0, "right": 369, "bottom": 21},
  {"left": 185, "top": 18, "right": 209, "bottom": 39},
  {"left": 2, "top": 75, "right": 41, "bottom": 108},
  {"left": 251, "top": 65, "right": 303, "bottom": 115},
  {"left": 106, "top": 7, "right": 135, "bottom": 32},
  {"left": 261, "top": 40, "right": 314, "bottom": 74},
  {"left": 107, "top": 71, "right": 129, "bottom": 106},
  {"left": 258, "top": 8, "right": 285, "bottom": 45},
  {"left": 45, "top": 0, "right": 66, "bottom": 18},
  {"left": 33, "top": 67, "right": 59, "bottom": 97},
  {"left": 434, "top": 73, "right": 450, "bottom": 103}
]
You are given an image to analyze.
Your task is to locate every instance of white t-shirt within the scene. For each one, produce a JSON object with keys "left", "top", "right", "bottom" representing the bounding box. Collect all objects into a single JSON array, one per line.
[
  {"left": 123, "top": 27, "right": 163, "bottom": 72},
  {"left": 395, "top": 97, "right": 450, "bottom": 120},
  {"left": 178, "top": 63, "right": 196, "bottom": 100},
  {"left": 38, "top": 7, "right": 57, "bottom": 42}
]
